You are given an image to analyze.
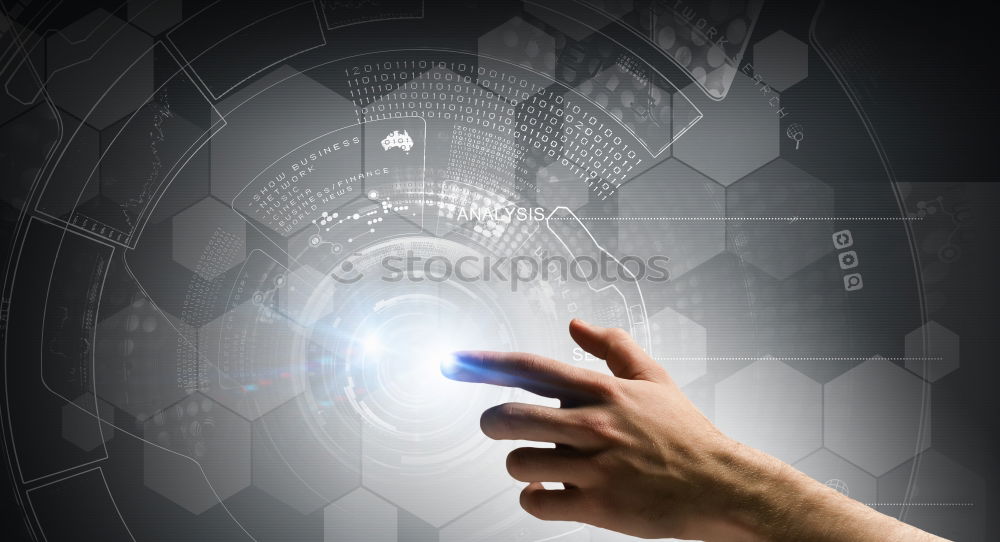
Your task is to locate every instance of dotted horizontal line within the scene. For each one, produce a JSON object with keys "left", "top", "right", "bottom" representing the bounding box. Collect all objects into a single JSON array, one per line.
[
  {"left": 652, "top": 357, "right": 944, "bottom": 361},
  {"left": 864, "top": 503, "right": 974, "bottom": 507},
  {"left": 548, "top": 217, "right": 923, "bottom": 221}
]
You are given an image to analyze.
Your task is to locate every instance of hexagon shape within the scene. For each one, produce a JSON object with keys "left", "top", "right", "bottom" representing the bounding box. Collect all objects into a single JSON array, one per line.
[
  {"left": 142, "top": 392, "right": 251, "bottom": 514},
  {"left": 61, "top": 393, "right": 115, "bottom": 452},
  {"left": 726, "top": 159, "right": 834, "bottom": 280},
  {"left": 752, "top": 31, "right": 808, "bottom": 92},
  {"left": 648, "top": 306, "right": 708, "bottom": 387},
  {"left": 210, "top": 65, "right": 356, "bottom": 205},
  {"left": 128, "top": 0, "right": 183, "bottom": 35},
  {"left": 715, "top": 358, "right": 822, "bottom": 463},
  {"left": 878, "top": 450, "right": 986, "bottom": 541},
  {"left": 197, "top": 299, "right": 305, "bottom": 420},
  {"left": 252, "top": 395, "right": 361, "bottom": 514},
  {"left": 618, "top": 159, "right": 725, "bottom": 281},
  {"left": 525, "top": 0, "right": 633, "bottom": 41},
  {"left": 536, "top": 161, "right": 590, "bottom": 210},
  {"left": 94, "top": 295, "right": 199, "bottom": 418},
  {"left": 793, "top": 448, "right": 876, "bottom": 504},
  {"left": 324, "top": 488, "right": 397, "bottom": 542},
  {"left": 824, "top": 357, "right": 931, "bottom": 476},
  {"left": 905, "top": 320, "right": 959, "bottom": 382},
  {"left": 46, "top": 9, "right": 153, "bottom": 129},
  {"left": 673, "top": 73, "right": 779, "bottom": 186},
  {"left": 478, "top": 16, "right": 556, "bottom": 91},
  {"left": 172, "top": 197, "right": 247, "bottom": 280}
]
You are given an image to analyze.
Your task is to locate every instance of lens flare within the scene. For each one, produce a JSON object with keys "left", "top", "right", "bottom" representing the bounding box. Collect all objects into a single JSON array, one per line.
[{"left": 362, "top": 333, "right": 381, "bottom": 354}]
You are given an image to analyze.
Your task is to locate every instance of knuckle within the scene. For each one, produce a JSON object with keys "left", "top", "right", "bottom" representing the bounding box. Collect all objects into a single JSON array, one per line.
[
  {"left": 606, "top": 327, "right": 633, "bottom": 345},
  {"left": 578, "top": 411, "right": 616, "bottom": 439},
  {"left": 590, "top": 451, "right": 628, "bottom": 481},
  {"left": 516, "top": 354, "right": 546, "bottom": 375},
  {"left": 592, "top": 377, "right": 625, "bottom": 401}
]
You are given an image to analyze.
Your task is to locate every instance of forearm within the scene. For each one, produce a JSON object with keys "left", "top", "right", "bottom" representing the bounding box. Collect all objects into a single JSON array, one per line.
[{"left": 713, "top": 442, "right": 946, "bottom": 542}]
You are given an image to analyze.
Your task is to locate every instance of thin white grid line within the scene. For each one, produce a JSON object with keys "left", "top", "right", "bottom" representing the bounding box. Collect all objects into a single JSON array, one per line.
[
  {"left": 653, "top": 357, "right": 944, "bottom": 361},
  {"left": 547, "top": 217, "right": 924, "bottom": 221}
]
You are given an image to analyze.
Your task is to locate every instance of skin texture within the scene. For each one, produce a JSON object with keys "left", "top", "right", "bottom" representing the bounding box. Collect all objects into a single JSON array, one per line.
[{"left": 442, "top": 319, "right": 947, "bottom": 542}]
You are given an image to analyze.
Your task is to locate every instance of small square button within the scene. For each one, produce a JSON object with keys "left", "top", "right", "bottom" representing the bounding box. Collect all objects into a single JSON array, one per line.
[
  {"left": 832, "top": 229, "right": 854, "bottom": 249},
  {"left": 843, "top": 273, "right": 863, "bottom": 291},
  {"left": 838, "top": 250, "right": 859, "bottom": 270}
]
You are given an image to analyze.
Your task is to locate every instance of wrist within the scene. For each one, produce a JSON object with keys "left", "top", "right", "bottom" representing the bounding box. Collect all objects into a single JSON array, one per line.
[
  {"left": 708, "top": 440, "right": 804, "bottom": 541},
  {"left": 667, "top": 437, "right": 798, "bottom": 542},
  {"left": 708, "top": 440, "right": 916, "bottom": 542}
]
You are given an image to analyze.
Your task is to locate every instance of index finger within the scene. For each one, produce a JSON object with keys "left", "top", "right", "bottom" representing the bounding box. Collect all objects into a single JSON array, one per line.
[{"left": 443, "top": 350, "right": 613, "bottom": 400}]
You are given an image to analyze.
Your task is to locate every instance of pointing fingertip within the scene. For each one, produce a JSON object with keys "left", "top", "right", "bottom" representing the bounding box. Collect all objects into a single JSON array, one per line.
[{"left": 439, "top": 353, "right": 459, "bottom": 378}]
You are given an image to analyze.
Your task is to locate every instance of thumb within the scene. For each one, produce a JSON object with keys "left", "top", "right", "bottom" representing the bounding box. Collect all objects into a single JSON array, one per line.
[{"left": 568, "top": 319, "right": 669, "bottom": 383}]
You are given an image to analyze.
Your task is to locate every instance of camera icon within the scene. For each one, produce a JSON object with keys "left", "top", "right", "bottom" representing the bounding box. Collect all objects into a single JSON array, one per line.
[
  {"left": 843, "top": 273, "right": 863, "bottom": 292},
  {"left": 838, "top": 250, "right": 859, "bottom": 270},
  {"left": 832, "top": 229, "right": 854, "bottom": 249}
]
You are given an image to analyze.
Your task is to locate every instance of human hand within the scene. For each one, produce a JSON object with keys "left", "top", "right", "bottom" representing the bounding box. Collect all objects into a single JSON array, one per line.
[{"left": 442, "top": 319, "right": 947, "bottom": 542}]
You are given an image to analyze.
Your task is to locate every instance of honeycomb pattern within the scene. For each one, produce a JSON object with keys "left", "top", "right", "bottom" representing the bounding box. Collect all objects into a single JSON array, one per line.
[
  {"left": 794, "top": 448, "right": 876, "bottom": 504},
  {"left": 197, "top": 299, "right": 303, "bottom": 420},
  {"left": 905, "top": 320, "right": 960, "bottom": 382},
  {"left": 824, "top": 357, "right": 931, "bottom": 476},
  {"left": 648, "top": 306, "right": 708, "bottom": 387},
  {"left": 617, "top": 158, "right": 725, "bottom": 281},
  {"left": 752, "top": 31, "right": 809, "bottom": 92},
  {"left": 142, "top": 392, "right": 251, "bottom": 514},
  {"left": 209, "top": 65, "right": 357, "bottom": 207},
  {"left": 324, "top": 488, "right": 397, "bottom": 542},
  {"left": 172, "top": 197, "right": 247, "bottom": 281},
  {"left": 878, "top": 449, "right": 986, "bottom": 541},
  {"left": 45, "top": 9, "right": 153, "bottom": 129},
  {"left": 715, "top": 357, "right": 822, "bottom": 463},
  {"left": 61, "top": 393, "right": 114, "bottom": 452},
  {"left": 252, "top": 394, "right": 361, "bottom": 514},
  {"left": 0, "top": 5, "right": 976, "bottom": 541},
  {"left": 94, "top": 295, "right": 199, "bottom": 419},
  {"left": 673, "top": 73, "right": 779, "bottom": 186},
  {"left": 726, "top": 159, "right": 834, "bottom": 280},
  {"left": 478, "top": 17, "right": 556, "bottom": 91},
  {"left": 536, "top": 161, "right": 590, "bottom": 211}
]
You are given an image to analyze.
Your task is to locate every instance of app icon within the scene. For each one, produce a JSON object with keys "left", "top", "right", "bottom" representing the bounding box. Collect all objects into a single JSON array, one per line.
[
  {"left": 838, "top": 250, "right": 859, "bottom": 270},
  {"left": 832, "top": 229, "right": 854, "bottom": 249},
  {"left": 843, "top": 273, "right": 863, "bottom": 292}
]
